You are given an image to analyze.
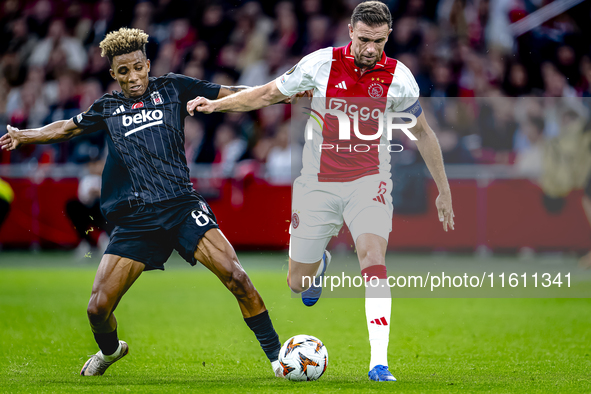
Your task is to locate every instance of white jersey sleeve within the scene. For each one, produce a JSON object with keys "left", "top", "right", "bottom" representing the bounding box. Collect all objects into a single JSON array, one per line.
[
  {"left": 275, "top": 47, "right": 333, "bottom": 97},
  {"left": 387, "top": 60, "right": 421, "bottom": 113}
]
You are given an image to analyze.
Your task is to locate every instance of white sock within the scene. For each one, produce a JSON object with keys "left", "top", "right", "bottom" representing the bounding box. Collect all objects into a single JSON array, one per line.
[
  {"left": 314, "top": 256, "right": 325, "bottom": 277},
  {"left": 365, "top": 278, "right": 391, "bottom": 370},
  {"left": 102, "top": 342, "right": 122, "bottom": 362}
]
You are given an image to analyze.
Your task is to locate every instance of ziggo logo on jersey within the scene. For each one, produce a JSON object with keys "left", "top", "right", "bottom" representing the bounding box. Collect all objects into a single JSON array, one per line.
[
  {"left": 305, "top": 98, "right": 418, "bottom": 153},
  {"left": 122, "top": 109, "right": 164, "bottom": 127}
]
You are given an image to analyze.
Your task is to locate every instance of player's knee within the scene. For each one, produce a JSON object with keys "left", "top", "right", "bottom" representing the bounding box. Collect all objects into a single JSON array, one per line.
[
  {"left": 287, "top": 274, "right": 308, "bottom": 294},
  {"left": 359, "top": 249, "right": 385, "bottom": 269},
  {"left": 86, "top": 299, "right": 111, "bottom": 326},
  {"left": 224, "top": 262, "right": 254, "bottom": 299}
]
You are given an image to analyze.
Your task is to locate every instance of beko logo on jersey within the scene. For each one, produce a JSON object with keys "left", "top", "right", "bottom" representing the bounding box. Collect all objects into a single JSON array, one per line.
[
  {"left": 123, "top": 109, "right": 164, "bottom": 137},
  {"left": 122, "top": 109, "right": 163, "bottom": 126}
]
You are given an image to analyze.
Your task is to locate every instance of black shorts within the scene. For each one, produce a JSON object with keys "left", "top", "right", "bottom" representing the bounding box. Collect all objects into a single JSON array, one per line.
[{"left": 104, "top": 192, "right": 218, "bottom": 271}]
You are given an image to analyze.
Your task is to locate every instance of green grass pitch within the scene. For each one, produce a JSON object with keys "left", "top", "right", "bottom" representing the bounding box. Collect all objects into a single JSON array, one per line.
[{"left": 1, "top": 251, "right": 590, "bottom": 393}]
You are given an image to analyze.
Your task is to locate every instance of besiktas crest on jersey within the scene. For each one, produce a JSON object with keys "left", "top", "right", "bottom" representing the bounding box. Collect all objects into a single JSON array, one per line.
[{"left": 151, "top": 91, "right": 164, "bottom": 105}]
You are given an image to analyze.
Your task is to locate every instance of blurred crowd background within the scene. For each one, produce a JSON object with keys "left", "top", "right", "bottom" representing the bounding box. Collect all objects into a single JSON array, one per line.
[
  {"left": 0, "top": 0, "right": 590, "bottom": 180},
  {"left": 0, "top": 0, "right": 590, "bottom": 255}
]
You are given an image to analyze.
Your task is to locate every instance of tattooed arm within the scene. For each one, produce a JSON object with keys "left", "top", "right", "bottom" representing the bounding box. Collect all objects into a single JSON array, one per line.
[{"left": 217, "top": 85, "right": 250, "bottom": 99}]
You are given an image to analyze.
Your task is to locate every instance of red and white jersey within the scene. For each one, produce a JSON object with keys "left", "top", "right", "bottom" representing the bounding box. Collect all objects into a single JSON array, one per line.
[{"left": 276, "top": 42, "right": 420, "bottom": 182}]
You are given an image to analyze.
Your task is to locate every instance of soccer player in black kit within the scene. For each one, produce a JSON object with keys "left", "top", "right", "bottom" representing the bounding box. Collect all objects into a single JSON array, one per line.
[{"left": 0, "top": 28, "right": 284, "bottom": 377}]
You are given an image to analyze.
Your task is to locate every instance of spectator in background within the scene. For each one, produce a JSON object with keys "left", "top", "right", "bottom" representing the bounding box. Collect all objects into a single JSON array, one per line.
[
  {"left": 266, "top": 123, "right": 294, "bottom": 185},
  {"left": 478, "top": 92, "right": 518, "bottom": 163},
  {"left": 130, "top": 0, "right": 154, "bottom": 34},
  {"left": 69, "top": 79, "right": 106, "bottom": 164},
  {"left": 429, "top": 60, "right": 457, "bottom": 97},
  {"left": 386, "top": 16, "right": 421, "bottom": 56},
  {"left": 43, "top": 71, "right": 81, "bottom": 163},
  {"left": 26, "top": 0, "right": 53, "bottom": 39},
  {"left": 65, "top": 156, "right": 111, "bottom": 258},
  {"left": 256, "top": 103, "right": 287, "bottom": 136},
  {"left": 556, "top": 45, "right": 579, "bottom": 86},
  {"left": 44, "top": 71, "right": 80, "bottom": 125},
  {"left": 503, "top": 60, "right": 531, "bottom": 97},
  {"left": 5, "top": 66, "right": 49, "bottom": 129},
  {"left": 152, "top": 18, "right": 196, "bottom": 76},
  {"left": 6, "top": 80, "right": 46, "bottom": 135},
  {"left": 233, "top": 2, "right": 274, "bottom": 72},
  {"left": 83, "top": 46, "right": 113, "bottom": 88},
  {"left": 579, "top": 56, "right": 591, "bottom": 99},
  {"left": 4, "top": 17, "right": 37, "bottom": 67},
  {"left": 184, "top": 116, "right": 204, "bottom": 164},
  {"left": 272, "top": 1, "right": 299, "bottom": 50},
  {"left": 83, "top": 0, "right": 116, "bottom": 47},
  {"left": 28, "top": 19, "right": 87, "bottom": 74},
  {"left": 214, "top": 123, "right": 247, "bottom": 178},
  {"left": 197, "top": 4, "right": 235, "bottom": 67},
  {"left": 238, "top": 42, "right": 290, "bottom": 87},
  {"left": 515, "top": 116, "right": 545, "bottom": 178},
  {"left": 299, "top": 15, "right": 332, "bottom": 55},
  {"left": 65, "top": 1, "right": 89, "bottom": 43},
  {"left": 437, "top": 127, "right": 475, "bottom": 164},
  {"left": 542, "top": 62, "right": 576, "bottom": 98},
  {"left": 185, "top": 41, "right": 209, "bottom": 69}
]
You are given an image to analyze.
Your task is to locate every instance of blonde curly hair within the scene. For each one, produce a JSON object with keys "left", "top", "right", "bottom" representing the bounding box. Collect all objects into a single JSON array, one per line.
[{"left": 99, "top": 27, "right": 149, "bottom": 64}]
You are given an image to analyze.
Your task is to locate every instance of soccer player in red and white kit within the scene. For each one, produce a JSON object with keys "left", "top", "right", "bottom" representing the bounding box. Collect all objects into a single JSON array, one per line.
[{"left": 189, "top": 1, "right": 455, "bottom": 382}]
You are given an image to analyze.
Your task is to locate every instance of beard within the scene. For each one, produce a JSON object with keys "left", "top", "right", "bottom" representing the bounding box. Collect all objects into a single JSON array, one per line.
[{"left": 354, "top": 53, "right": 379, "bottom": 69}]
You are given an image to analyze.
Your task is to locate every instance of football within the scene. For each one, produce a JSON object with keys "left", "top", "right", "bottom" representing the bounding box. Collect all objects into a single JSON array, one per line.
[{"left": 278, "top": 335, "right": 328, "bottom": 381}]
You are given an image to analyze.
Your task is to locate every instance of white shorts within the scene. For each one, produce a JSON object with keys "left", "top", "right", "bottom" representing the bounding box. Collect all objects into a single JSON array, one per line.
[{"left": 289, "top": 174, "right": 393, "bottom": 264}]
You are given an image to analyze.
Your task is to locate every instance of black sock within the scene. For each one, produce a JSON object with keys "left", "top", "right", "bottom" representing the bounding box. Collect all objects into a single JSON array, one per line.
[
  {"left": 93, "top": 329, "right": 119, "bottom": 356},
  {"left": 244, "top": 310, "right": 281, "bottom": 362}
]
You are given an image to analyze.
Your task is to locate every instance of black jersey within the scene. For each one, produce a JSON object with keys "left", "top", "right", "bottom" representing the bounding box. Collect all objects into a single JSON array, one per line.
[{"left": 73, "top": 73, "right": 220, "bottom": 222}]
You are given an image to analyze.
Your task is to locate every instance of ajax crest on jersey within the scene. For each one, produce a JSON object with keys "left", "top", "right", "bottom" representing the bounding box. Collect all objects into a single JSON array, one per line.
[
  {"left": 279, "top": 335, "right": 328, "bottom": 381},
  {"left": 291, "top": 212, "right": 299, "bottom": 229},
  {"left": 151, "top": 91, "right": 164, "bottom": 105},
  {"left": 368, "top": 83, "right": 384, "bottom": 98}
]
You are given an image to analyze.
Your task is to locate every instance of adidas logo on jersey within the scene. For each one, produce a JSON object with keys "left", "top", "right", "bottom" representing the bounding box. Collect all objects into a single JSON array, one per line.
[
  {"left": 112, "top": 105, "right": 125, "bottom": 115},
  {"left": 335, "top": 81, "right": 348, "bottom": 89},
  {"left": 373, "top": 195, "right": 386, "bottom": 204}
]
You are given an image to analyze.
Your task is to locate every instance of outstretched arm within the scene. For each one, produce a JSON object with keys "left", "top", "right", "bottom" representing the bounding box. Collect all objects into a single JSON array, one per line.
[
  {"left": 0, "top": 118, "right": 85, "bottom": 151},
  {"left": 187, "top": 80, "right": 289, "bottom": 115},
  {"left": 409, "top": 113, "right": 455, "bottom": 232}
]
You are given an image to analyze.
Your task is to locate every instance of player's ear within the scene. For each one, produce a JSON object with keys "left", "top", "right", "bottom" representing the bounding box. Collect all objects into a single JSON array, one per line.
[
  {"left": 146, "top": 59, "right": 151, "bottom": 73},
  {"left": 348, "top": 23, "right": 354, "bottom": 40},
  {"left": 386, "top": 28, "right": 392, "bottom": 42},
  {"left": 109, "top": 68, "right": 116, "bottom": 80}
]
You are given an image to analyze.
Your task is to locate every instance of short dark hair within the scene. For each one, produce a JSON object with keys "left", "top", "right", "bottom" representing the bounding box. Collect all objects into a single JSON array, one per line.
[{"left": 351, "top": 1, "right": 392, "bottom": 29}]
